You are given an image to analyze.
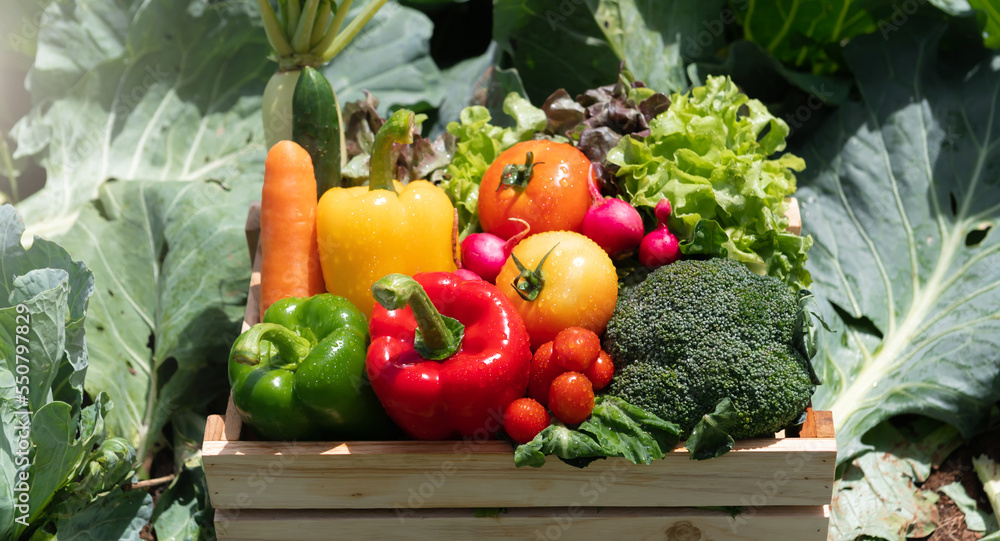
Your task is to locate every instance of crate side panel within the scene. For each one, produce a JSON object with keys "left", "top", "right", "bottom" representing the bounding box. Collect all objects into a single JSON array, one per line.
[
  {"left": 214, "top": 506, "right": 830, "bottom": 541},
  {"left": 203, "top": 439, "right": 835, "bottom": 509}
]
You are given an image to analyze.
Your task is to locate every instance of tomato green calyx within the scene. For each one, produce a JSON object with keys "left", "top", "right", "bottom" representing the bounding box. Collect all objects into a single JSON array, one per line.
[
  {"left": 498, "top": 151, "right": 544, "bottom": 191},
  {"left": 230, "top": 323, "right": 312, "bottom": 371},
  {"left": 372, "top": 273, "right": 465, "bottom": 360},
  {"left": 368, "top": 109, "right": 416, "bottom": 194},
  {"left": 510, "top": 244, "right": 558, "bottom": 301}
]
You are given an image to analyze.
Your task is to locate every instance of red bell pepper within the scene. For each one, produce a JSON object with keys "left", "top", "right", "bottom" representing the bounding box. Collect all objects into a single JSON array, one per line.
[{"left": 366, "top": 272, "right": 532, "bottom": 440}]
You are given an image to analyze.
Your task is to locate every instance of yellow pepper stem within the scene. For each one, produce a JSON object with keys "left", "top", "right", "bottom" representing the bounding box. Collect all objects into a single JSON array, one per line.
[{"left": 369, "top": 109, "right": 415, "bottom": 193}]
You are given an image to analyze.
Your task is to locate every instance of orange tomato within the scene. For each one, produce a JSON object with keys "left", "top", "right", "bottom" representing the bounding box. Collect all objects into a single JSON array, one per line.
[
  {"left": 496, "top": 231, "right": 618, "bottom": 349},
  {"left": 478, "top": 140, "right": 593, "bottom": 239}
]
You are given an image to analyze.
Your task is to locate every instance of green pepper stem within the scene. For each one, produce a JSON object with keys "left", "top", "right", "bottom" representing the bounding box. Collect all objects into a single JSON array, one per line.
[
  {"left": 231, "top": 323, "right": 311, "bottom": 371},
  {"left": 372, "top": 274, "right": 464, "bottom": 361},
  {"left": 368, "top": 109, "right": 415, "bottom": 193}
]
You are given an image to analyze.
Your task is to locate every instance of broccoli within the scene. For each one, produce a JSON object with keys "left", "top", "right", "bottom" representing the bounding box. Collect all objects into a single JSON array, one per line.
[{"left": 604, "top": 257, "right": 819, "bottom": 439}]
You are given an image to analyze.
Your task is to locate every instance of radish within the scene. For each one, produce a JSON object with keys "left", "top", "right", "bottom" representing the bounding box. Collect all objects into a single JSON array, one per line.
[
  {"left": 581, "top": 197, "right": 644, "bottom": 258},
  {"left": 639, "top": 198, "right": 680, "bottom": 269},
  {"left": 453, "top": 268, "right": 484, "bottom": 281},
  {"left": 580, "top": 179, "right": 644, "bottom": 259},
  {"left": 460, "top": 219, "right": 530, "bottom": 284}
]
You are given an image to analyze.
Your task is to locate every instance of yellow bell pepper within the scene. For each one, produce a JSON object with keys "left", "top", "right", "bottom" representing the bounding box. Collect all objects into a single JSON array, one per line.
[{"left": 317, "top": 110, "right": 457, "bottom": 317}]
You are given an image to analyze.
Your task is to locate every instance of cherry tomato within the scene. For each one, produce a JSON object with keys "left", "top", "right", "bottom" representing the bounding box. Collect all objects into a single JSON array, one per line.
[
  {"left": 478, "top": 140, "right": 593, "bottom": 240},
  {"left": 503, "top": 398, "right": 551, "bottom": 444},
  {"left": 528, "top": 342, "right": 566, "bottom": 406},
  {"left": 584, "top": 350, "right": 615, "bottom": 391},
  {"left": 548, "top": 372, "right": 595, "bottom": 425},
  {"left": 553, "top": 327, "right": 601, "bottom": 372},
  {"left": 497, "top": 231, "right": 618, "bottom": 349}
]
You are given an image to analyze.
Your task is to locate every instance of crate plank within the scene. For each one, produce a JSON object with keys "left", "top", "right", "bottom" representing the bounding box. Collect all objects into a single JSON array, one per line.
[
  {"left": 214, "top": 506, "right": 830, "bottom": 541},
  {"left": 203, "top": 435, "right": 835, "bottom": 509}
]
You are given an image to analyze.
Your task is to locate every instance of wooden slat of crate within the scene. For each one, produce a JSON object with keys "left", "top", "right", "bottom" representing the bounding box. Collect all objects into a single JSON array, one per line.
[
  {"left": 213, "top": 506, "right": 831, "bottom": 541},
  {"left": 202, "top": 433, "right": 835, "bottom": 509}
]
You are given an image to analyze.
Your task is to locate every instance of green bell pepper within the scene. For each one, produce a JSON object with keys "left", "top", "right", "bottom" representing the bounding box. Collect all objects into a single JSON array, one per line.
[{"left": 228, "top": 293, "right": 395, "bottom": 441}]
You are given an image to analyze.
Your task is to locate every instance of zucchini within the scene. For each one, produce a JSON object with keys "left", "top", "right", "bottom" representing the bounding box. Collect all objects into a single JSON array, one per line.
[{"left": 292, "top": 66, "right": 342, "bottom": 197}]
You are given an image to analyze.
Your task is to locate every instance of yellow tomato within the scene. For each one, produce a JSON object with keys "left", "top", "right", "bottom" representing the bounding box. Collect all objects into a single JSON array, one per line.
[{"left": 496, "top": 231, "right": 618, "bottom": 349}]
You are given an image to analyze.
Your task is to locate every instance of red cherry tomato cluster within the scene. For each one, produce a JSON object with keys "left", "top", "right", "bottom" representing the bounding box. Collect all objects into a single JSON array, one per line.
[{"left": 503, "top": 326, "right": 618, "bottom": 443}]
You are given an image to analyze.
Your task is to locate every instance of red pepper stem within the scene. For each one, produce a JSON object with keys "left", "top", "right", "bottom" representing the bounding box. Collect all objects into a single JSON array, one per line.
[
  {"left": 368, "top": 109, "right": 415, "bottom": 194},
  {"left": 372, "top": 274, "right": 464, "bottom": 361},
  {"left": 230, "top": 323, "right": 311, "bottom": 370}
]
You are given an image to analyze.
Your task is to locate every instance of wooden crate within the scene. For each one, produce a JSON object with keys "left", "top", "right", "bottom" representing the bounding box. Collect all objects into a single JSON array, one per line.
[{"left": 203, "top": 202, "right": 835, "bottom": 540}]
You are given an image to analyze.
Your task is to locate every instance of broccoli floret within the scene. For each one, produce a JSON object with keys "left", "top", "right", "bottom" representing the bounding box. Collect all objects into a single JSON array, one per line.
[{"left": 604, "top": 257, "right": 817, "bottom": 439}]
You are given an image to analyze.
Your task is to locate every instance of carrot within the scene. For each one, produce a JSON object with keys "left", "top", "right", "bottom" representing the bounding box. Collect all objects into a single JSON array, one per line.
[{"left": 260, "top": 141, "right": 327, "bottom": 320}]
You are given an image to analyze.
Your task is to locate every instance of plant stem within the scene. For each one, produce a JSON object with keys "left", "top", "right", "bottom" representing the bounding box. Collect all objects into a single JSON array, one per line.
[
  {"left": 310, "top": 1, "right": 333, "bottom": 47},
  {"left": 0, "top": 136, "right": 18, "bottom": 203},
  {"left": 258, "top": 0, "right": 294, "bottom": 56},
  {"left": 371, "top": 274, "right": 464, "bottom": 360},
  {"left": 292, "top": 0, "right": 320, "bottom": 52},
  {"left": 368, "top": 109, "right": 413, "bottom": 193},
  {"left": 286, "top": 0, "right": 301, "bottom": 41},
  {"left": 312, "top": 0, "right": 353, "bottom": 56},
  {"left": 322, "top": 0, "right": 386, "bottom": 60}
]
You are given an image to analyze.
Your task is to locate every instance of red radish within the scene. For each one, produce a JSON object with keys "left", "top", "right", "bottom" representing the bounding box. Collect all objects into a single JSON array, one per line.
[
  {"left": 639, "top": 198, "right": 681, "bottom": 269},
  {"left": 460, "top": 219, "right": 529, "bottom": 283},
  {"left": 580, "top": 182, "right": 644, "bottom": 258}
]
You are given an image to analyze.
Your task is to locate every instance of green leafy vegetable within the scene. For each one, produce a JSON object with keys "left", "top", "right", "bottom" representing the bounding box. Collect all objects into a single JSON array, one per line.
[
  {"left": 800, "top": 18, "right": 1000, "bottom": 466},
  {"left": 684, "top": 397, "right": 739, "bottom": 460},
  {"left": 939, "top": 482, "right": 997, "bottom": 532},
  {"left": 0, "top": 205, "right": 138, "bottom": 541},
  {"left": 608, "top": 75, "right": 812, "bottom": 289},
  {"left": 514, "top": 396, "right": 681, "bottom": 468}
]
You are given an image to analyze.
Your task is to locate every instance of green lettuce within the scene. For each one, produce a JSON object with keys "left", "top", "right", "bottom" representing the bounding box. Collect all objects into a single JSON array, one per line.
[
  {"left": 440, "top": 93, "right": 546, "bottom": 238},
  {"left": 607, "top": 75, "right": 812, "bottom": 289}
]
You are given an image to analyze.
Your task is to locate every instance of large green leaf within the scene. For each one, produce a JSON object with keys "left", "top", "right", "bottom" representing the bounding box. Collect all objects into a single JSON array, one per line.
[
  {"left": 10, "top": 0, "right": 271, "bottom": 238},
  {"left": 493, "top": 0, "right": 727, "bottom": 100},
  {"left": 322, "top": 1, "right": 445, "bottom": 115},
  {"left": 55, "top": 486, "right": 153, "bottom": 541},
  {"left": 55, "top": 179, "right": 259, "bottom": 463},
  {"left": 590, "top": 0, "right": 727, "bottom": 92},
  {"left": 732, "top": 0, "right": 895, "bottom": 74},
  {"left": 799, "top": 19, "right": 1000, "bottom": 465},
  {"left": 493, "top": 0, "right": 622, "bottom": 102}
]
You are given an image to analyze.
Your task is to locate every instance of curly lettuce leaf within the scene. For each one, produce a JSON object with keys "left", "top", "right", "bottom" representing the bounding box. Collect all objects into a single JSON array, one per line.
[
  {"left": 441, "top": 93, "right": 546, "bottom": 238},
  {"left": 607, "top": 75, "right": 812, "bottom": 289},
  {"left": 514, "top": 396, "right": 681, "bottom": 468}
]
